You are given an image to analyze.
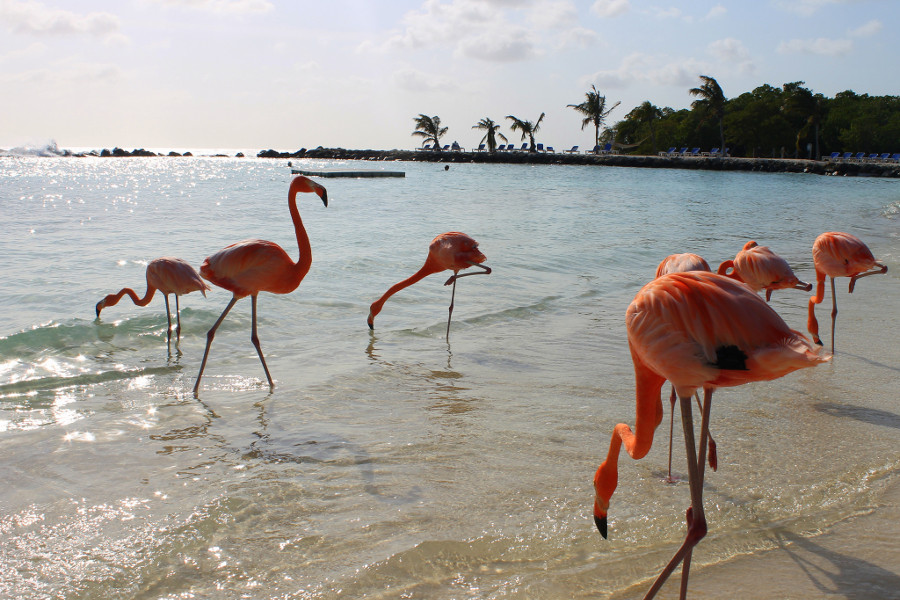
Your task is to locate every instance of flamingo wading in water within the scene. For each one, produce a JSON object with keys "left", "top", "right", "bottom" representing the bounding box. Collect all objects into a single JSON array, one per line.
[
  {"left": 193, "top": 175, "right": 327, "bottom": 394},
  {"left": 95, "top": 257, "right": 209, "bottom": 343},
  {"left": 807, "top": 231, "right": 887, "bottom": 352},
  {"left": 366, "top": 232, "right": 491, "bottom": 338},
  {"left": 593, "top": 271, "right": 828, "bottom": 599},
  {"left": 717, "top": 240, "right": 811, "bottom": 301},
  {"left": 654, "top": 253, "right": 716, "bottom": 484}
]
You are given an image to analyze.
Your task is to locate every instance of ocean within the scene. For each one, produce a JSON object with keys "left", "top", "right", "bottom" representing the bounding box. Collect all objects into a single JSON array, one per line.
[{"left": 1, "top": 155, "right": 898, "bottom": 599}]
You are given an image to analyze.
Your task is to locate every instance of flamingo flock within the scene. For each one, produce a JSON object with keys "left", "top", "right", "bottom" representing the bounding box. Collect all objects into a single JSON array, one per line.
[{"left": 93, "top": 175, "right": 891, "bottom": 599}]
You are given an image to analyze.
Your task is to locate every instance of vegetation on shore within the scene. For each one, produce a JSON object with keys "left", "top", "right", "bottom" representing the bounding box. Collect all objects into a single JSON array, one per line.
[{"left": 413, "top": 75, "right": 900, "bottom": 160}]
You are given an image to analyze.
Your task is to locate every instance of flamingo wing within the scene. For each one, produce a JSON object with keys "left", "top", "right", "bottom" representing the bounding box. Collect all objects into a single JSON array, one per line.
[
  {"left": 148, "top": 257, "right": 209, "bottom": 296},
  {"left": 200, "top": 239, "right": 296, "bottom": 297}
]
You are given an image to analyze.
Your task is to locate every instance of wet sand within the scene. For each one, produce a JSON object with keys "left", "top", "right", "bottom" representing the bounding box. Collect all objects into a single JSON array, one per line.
[{"left": 614, "top": 479, "right": 900, "bottom": 599}]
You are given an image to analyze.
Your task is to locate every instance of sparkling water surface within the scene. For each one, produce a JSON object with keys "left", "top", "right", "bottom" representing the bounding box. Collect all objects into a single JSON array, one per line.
[{"left": 1, "top": 156, "right": 898, "bottom": 599}]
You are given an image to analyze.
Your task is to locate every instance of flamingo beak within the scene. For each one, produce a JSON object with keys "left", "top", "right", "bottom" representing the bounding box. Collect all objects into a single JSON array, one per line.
[
  {"left": 794, "top": 281, "right": 813, "bottom": 292},
  {"left": 319, "top": 189, "right": 328, "bottom": 207},
  {"left": 593, "top": 499, "right": 608, "bottom": 539}
]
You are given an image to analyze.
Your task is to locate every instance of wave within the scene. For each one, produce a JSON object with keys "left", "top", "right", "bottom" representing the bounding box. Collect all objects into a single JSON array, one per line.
[{"left": 0, "top": 139, "right": 77, "bottom": 157}]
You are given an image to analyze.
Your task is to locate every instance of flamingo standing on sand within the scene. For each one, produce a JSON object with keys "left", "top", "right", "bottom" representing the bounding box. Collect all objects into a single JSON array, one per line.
[
  {"left": 95, "top": 257, "right": 209, "bottom": 343},
  {"left": 808, "top": 231, "right": 887, "bottom": 352},
  {"left": 593, "top": 271, "right": 829, "bottom": 599},
  {"left": 366, "top": 232, "right": 491, "bottom": 339},
  {"left": 193, "top": 175, "right": 327, "bottom": 394},
  {"left": 717, "top": 240, "right": 812, "bottom": 301},
  {"left": 654, "top": 253, "right": 716, "bottom": 484}
]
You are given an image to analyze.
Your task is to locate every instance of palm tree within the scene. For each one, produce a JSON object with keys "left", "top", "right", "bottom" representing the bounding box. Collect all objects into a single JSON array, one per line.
[
  {"left": 689, "top": 75, "right": 726, "bottom": 153},
  {"left": 472, "top": 117, "right": 508, "bottom": 152},
  {"left": 627, "top": 101, "right": 663, "bottom": 155},
  {"left": 412, "top": 114, "right": 448, "bottom": 151},
  {"left": 506, "top": 112, "right": 545, "bottom": 152},
  {"left": 568, "top": 85, "right": 621, "bottom": 150}
]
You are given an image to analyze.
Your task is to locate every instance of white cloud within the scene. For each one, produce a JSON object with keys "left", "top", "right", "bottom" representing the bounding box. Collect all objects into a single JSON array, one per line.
[
  {"left": 708, "top": 38, "right": 748, "bottom": 62},
  {"left": 705, "top": 4, "right": 726, "bottom": 19},
  {"left": 3, "top": 59, "right": 123, "bottom": 85},
  {"left": 774, "top": 0, "right": 864, "bottom": 17},
  {"left": 590, "top": 0, "right": 629, "bottom": 18},
  {"left": 528, "top": 0, "right": 578, "bottom": 29},
  {"left": 0, "top": 0, "right": 124, "bottom": 42},
  {"left": 587, "top": 52, "right": 707, "bottom": 91},
  {"left": 777, "top": 37, "right": 853, "bottom": 56},
  {"left": 147, "top": 0, "right": 274, "bottom": 14},
  {"left": 457, "top": 29, "right": 542, "bottom": 61},
  {"left": 849, "top": 19, "right": 881, "bottom": 37},
  {"left": 392, "top": 66, "right": 455, "bottom": 93}
]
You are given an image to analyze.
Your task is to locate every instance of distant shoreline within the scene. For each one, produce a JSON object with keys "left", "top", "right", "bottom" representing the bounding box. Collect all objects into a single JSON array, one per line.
[{"left": 5, "top": 145, "right": 899, "bottom": 178}]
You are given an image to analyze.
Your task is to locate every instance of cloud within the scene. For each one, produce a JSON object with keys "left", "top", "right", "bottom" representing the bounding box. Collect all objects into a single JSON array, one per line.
[
  {"left": 705, "top": 4, "right": 726, "bottom": 19},
  {"left": 587, "top": 52, "right": 707, "bottom": 91},
  {"left": 147, "top": 0, "right": 274, "bottom": 14},
  {"left": 392, "top": 66, "right": 455, "bottom": 93},
  {"left": 777, "top": 37, "right": 853, "bottom": 56},
  {"left": 0, "top": 0, "right": 124, "bottom": 42},
  {"left": 774, "top": 0, "right": 864, "bottom": 17},
  {"left": 528, "top": 0, "right": 578, "bottom": 29},
  {"left": 708, "top": 38, "right": 755, "bottom": 75},
  {"left": 3, "top": 59, "right": 124, "bottom": 85},
  {"left": 849, "top": 19, "right": 881, "bottom": 37},
  {"left": 590, "top": 0, "right": 629, "bottom": 18}
]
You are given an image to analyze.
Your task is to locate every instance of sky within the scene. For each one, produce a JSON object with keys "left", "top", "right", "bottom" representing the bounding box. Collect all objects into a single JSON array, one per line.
[{"left": 0, "top": 0, "right": 897, "bottom": 153}]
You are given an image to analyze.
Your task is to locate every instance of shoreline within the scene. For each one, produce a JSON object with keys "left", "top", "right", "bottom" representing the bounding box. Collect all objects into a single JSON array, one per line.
[{"left": 4, "top": 145, "right": 899, "bottom": 177}]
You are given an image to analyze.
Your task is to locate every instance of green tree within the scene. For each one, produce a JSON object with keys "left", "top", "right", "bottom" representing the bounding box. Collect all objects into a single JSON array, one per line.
[
  {"left": 506, "top": 112, "right": 545, "bottom": 152},
  {"left": 568, "top": 85, "right": 621, "bottom": 150},
  {"left": 412, "top": 114, "right": 448, "bottom": 151},
  {"left": 627, "top": 101, "right": 663, "bottom": 154},
  {"left": 689, "top": 75, "right": 726, "bottom": 153},
  {"left": 472, "top": 117, "right": 508, "bottom": 152}
]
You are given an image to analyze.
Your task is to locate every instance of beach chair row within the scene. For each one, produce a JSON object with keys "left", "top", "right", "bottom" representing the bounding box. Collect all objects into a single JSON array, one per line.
[
  {"left": 826, "top": 151, "right": 900, "bottom": 164},
  {"left": 657, "top": 147, "right": 730, "bottom": 158}
]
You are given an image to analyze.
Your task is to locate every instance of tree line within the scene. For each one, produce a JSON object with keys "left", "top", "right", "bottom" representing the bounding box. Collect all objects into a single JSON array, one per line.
[{"left": 413, "top": 76, "right": 900, "bottom": 159}]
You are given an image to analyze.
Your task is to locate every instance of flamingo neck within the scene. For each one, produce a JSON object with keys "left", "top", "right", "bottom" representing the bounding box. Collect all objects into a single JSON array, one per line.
[
  {"left": 369, "top": 258, "right": 444, "bottom": 321},
  {"left": 289, "top": 192, "right": 312, "bottom": 278}
]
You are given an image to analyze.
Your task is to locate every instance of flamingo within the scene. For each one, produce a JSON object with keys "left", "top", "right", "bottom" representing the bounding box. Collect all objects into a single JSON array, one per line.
[
  {"left": 95, "top": 257, "right": 209, "bottom": 343},
  {"left": 366, "top": 232, "right": 491, "bottom": 338},
  {"left": 192, "top": 175, "right": 327, "bottom": 394},
  {"left": 717, "top": 240, "right": 812, "bottom": 301},
  {"left": 593, "top": 271, "right": 829, "bottom": 599},
  {"left": 654, "top": 253, "right": 716, "bottom": 484},
  {"left": 807, "top": 231, "right": 887, "bottom": 352}
]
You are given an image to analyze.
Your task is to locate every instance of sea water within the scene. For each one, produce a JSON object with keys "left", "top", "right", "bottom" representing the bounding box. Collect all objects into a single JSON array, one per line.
[{"left": 1, "top": 155, "right": 898, "bottom": 599}]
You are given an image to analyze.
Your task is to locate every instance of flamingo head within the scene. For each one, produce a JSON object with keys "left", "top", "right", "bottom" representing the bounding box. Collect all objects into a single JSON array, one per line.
[
  {"left": 592, "top": 463, "right": 616, "bottom": 539},
  {"left": 290, "top": 175, "right": 328, "bottom": 207},
  {"left": 95, "top": 295, "right": 115, "bottom": 318}
]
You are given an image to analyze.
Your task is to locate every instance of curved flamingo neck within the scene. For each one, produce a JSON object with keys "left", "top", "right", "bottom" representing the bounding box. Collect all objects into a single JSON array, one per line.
[
  {"left": 103, "top": 285, "right": 156, "bottom": 309},
  {"left": 369, "top": 257, "right": 444, "bottom": 321},
  {"left": 716, "top": 259, "right": 742, "bottom": 281},
  {"left": 289, "top": 190, "right": 312, "bottom": 278}
]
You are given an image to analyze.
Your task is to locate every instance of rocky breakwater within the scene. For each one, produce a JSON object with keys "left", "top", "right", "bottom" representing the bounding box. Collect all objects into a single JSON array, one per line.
[{"left": 258, "top": 147, "right": 900, "bottom": 178}]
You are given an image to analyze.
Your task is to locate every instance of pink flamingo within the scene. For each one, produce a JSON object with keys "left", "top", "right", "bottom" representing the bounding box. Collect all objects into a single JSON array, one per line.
[
  {"left": 367, "top": 232, "right": 491, "bottom": 338},
  {"left": 808, "top": 231, "right": 887, "bottom": 352},
  {"left": 95, "top": 257, "right": 209, "bottom": 342},
  {"left": 717, "top": 240, "right": 811, "bottom": 301},
  {"left": 654, "top": 253, "right": 716, "bottom": 483},
  {"left": 193, "top": 176, "right": 327, "bottom": 393},
  {"left": 593, "top": 271, "right": 828, "bottom": 599}
]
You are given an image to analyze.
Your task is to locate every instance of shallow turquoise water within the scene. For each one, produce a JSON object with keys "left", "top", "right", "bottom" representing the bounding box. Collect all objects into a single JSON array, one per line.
[{"left": 1, "top": 156, "right": 899, "bottom": 598}]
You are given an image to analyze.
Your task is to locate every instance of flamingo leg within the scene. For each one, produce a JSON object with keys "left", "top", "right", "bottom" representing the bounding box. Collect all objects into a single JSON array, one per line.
[
  {"left": 642, "top": 392, "right": 709, "bottom": 600},
  {"left": 443, "top": 261, "right": 492, "bottom": 284},
  {"left": 848, "top": 263, "right": 888, "bottom": 292},
  {"left": 830, "top": 276, "right": 837, "bottom": 353},
  {"left": 163, "top": 294, "right": 173, "bottom": 343},
  {"left": 666, "top": 386, "right": 676, "bottom": 483},
  {"left": 174, "top": 294, "right": 182, "bottom": 340},
  {"left": 446, "top": 275, "right": 458, "bottom": 340},
  {"left": 250, "top": 295, "right": 274, "bottom": 388},
  {"left": 194, "top": 296, "right": 239, "bottom": 395}
]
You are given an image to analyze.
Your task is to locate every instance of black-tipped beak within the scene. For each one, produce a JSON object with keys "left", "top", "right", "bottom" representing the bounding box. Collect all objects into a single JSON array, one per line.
[
  {"left": 320, "top": 190, "right": 328, "bottom": 207},
  {"left": 595, "top": 515, "right": 608, "bottom": 539},
  {"left": 367, "top": 320, "right": 374, "bottom": 330}
]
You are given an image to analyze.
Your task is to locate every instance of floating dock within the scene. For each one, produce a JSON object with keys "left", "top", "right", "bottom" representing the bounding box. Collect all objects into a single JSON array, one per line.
[{"left": 291, "top": 168, "right": 405, "bottom": 178}]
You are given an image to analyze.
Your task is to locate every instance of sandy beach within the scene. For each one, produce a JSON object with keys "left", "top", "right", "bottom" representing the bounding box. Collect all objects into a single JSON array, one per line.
[{"left": 611, "top": 478, "right": 900, "bottom": 599}]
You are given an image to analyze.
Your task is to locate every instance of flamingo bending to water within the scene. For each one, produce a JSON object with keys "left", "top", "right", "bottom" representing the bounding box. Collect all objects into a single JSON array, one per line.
[
  {"left": 808, "top": 231, "right": 887, "bottom": 353},
  {"left": 366, "top": 232, "right": 491, "bottom": 339},
  {"left": 654, "top": 253, "right": 716, "bottom": 483},
  {"left": 193, "top": 176, "right": 327, "bottom": 394},
  {"left": 717, "top": 240, "right": 811, "bottom": 301},
  {"left": 95, "top": 257, "right": 209, "bottom": 342},
  {"left": 593, "top": 271, "right": 828, "bottom": 599}
]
